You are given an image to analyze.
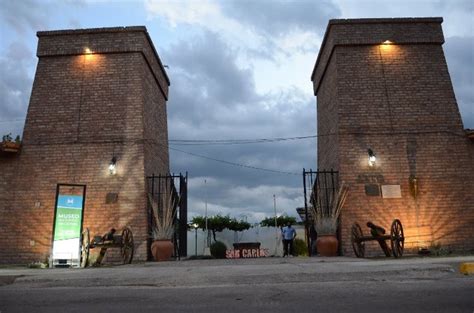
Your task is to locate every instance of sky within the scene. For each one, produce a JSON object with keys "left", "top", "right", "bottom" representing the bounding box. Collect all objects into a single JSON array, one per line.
[{"left": 0, "top": 0, "right": 473, "bottom": 223}]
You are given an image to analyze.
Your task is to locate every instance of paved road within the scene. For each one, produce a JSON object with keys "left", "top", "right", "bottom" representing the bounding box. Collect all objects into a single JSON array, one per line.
[{"left": 1, "top": 256, "right": 473, "bottom": 313}]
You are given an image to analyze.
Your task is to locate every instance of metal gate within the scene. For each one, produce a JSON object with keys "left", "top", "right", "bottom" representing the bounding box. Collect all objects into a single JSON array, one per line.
[
  {"left": 302, "top": 169, "right": 340, "bottom": 255},
  {"left": 147, "top": 173, "right": 188, "bottom": 260}
]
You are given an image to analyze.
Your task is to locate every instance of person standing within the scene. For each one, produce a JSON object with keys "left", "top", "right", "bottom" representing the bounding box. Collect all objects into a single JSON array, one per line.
[{"left": 281, "top": 222, "right": 297, "bottom": 257}]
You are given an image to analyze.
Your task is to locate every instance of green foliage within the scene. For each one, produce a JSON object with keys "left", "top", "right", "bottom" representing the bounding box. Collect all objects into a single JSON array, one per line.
[
  {"left": 293, "top": 238, "right": 308, "bottom": 256},
  {"left": 1, "top": 133, "right": 21, "bottom": 143},
  {"left": 191, "top": 214, "right": 251, "bottom": 242},
  {"left": 260, "top": 215, "right": 297, "bottom": 228},
  {"left": 210, "top": 241, "right": 227, "bottom": 259},
  {"left": 2, "top": 133, "right": 12, "bottom": 142},
  {"left": 190, "top": 216, "right": 206, "bottom": 230},
  {"left": 429, "top": 241, "right": 452, "bottom": 256},
  {"left": 208, "top": 215, "right": 231, "bottom": 233},
  {"left": 228, "top": 218, "right": 251, "bottom": 232},
  {"left": 191, "top": 214, "right": 229, "bottom": 232}
]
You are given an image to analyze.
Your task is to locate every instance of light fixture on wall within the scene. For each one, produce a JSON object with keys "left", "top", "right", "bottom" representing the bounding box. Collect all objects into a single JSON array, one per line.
[
  {"left": 109, "top": 156, "right": 117, "bottom": 175},
  {"left": 382, "top": 40, "right": 393, "bottom": 45},
  {"left": 367, "top": 149, "right": 376, "bottom": 167}
]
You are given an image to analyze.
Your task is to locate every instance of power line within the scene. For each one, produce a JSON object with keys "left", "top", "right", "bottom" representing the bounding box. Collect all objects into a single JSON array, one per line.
[
  {"left": 169, "top": 135, "right": 317, "bottom": 143},
  {"left": 167, "top": 145, "right": 300, "bottom": 176},
  {"left": 169, "top": 135, "right": 318, "bottom": 146}
]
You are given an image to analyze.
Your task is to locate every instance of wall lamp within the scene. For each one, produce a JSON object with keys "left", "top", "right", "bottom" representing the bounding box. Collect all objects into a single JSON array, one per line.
[
  {"left": 109, "top": 156, "right": 117, "bottom": 175},
  {"left": 368, "top": 149, "right": 376, "bottom": 167}
]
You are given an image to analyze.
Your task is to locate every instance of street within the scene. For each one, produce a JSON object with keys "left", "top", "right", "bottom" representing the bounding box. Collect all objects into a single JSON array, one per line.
[{"left": 1, "top": 256, "right": 473, "bottom": 313}]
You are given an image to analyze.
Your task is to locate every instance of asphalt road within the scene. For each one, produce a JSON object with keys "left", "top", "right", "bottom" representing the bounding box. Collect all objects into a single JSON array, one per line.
[{"left": 1, "top": 256, "right": 473, "bottom": 313}]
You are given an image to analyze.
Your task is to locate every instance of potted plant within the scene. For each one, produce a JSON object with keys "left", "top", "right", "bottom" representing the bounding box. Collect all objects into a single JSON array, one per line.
[
  {"left": 148, "top": 188, "right": 178, "bottom": 261},
  {"left": 310, "top": 184, "right": 348, "bottom": 256},
  {"left": 1, "top": 133, "right": 21, "bottom": 152}
]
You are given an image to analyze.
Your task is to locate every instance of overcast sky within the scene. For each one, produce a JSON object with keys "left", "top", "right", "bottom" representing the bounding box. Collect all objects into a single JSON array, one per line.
[{"left": 0, "top": 0, "right": 473, "bottom": 223}]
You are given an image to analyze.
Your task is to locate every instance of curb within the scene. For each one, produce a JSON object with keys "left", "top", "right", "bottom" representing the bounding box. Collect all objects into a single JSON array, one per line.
[{"left": 459, "top": 263, "right": 474, "bottom": 275}]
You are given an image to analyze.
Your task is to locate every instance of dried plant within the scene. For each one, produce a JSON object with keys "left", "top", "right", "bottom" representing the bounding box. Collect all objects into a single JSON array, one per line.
[
  {"left": 148, "top": 187, "right": 178, "bottom": 240},
  {"left": 310, "top": 184, "right": 349, "bottom": 235}
]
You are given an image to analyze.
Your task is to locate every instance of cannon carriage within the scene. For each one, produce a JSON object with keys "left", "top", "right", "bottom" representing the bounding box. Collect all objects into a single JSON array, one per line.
[
  {"left": 80, "top": 227, "right": 134, "bottom": 267},
  {"left": 350, "top": 219, "right": 404, "bottom": 258}
]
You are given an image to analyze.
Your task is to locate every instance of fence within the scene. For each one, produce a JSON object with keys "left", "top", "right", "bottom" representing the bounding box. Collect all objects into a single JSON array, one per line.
[{"left": 147, "top": 173, "right": 188, "bottom": 259}]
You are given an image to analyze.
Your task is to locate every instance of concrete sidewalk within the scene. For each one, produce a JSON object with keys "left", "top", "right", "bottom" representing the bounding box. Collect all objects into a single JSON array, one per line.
[
  {"left": 1, "top": 255, "right": 473, "bottom": 288},
  {"left": 1, "top": 256, "right": 473, "bottom": 313}
]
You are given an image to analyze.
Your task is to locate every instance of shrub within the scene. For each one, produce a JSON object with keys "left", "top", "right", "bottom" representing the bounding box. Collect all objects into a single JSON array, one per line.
[
  {"left": 293, "top": 238, "right": 308, "bottom": 256},
  {"left": 210, "top": 241, "right": 227, "bottom": 259}
]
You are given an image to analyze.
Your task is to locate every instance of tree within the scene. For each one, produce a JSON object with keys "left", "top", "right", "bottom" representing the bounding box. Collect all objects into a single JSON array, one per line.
[
  {"left": 191, "top": 214, "right": 251, "bottom": 242},
  {"left": 260, "top": 215, "right": 297, "bottom": 228}
]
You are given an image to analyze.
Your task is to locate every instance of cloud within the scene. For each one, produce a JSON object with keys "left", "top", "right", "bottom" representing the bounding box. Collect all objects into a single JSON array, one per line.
[
  {"left": 0, "top": 42, "right": 34, "bottom": 136},
  {"left": 0, "top": 0, "right": 49, "bottom": 34},
  {"left": 444, "top": 36, "right": 474, "bottom": 128},
  {"left": 145, "top": 0, "right": 221, "bottom": 28},
  {"left": 145, "top": 0, "right": 339, "bottom": 59},
  {"left": 160, "top": 29, "right": 316, "bottom": 220},
  {"left": 335, "top": 0, "right": 473, "bottom": 38},
  {"left": 186, "top": 177, "right": 304, "bottom": 222},
  {"left": 163, "top": 31, "right": 315, "bottom": 187},
  {"left": 165, "top": 31, "right": 259, "bottom": 108},
  {"left": 221, "top": 0, "right": 340, "bottom": 37}
]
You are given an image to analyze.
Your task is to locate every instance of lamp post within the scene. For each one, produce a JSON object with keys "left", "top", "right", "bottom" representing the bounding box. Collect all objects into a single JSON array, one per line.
[
  {"left": 193, "top": 223, "right": 198, "bottom": 256},
  {"left": 203, "top": 179, "right": 211, "bottom": 256}
]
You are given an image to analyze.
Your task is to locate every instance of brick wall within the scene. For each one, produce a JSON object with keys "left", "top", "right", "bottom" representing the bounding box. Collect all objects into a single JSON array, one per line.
[
  {"left": 0, "top": 27, "right": 170, "bottom": 264},
  {"left": 312, "top": 18, "right": 474, "bottom": 256}
]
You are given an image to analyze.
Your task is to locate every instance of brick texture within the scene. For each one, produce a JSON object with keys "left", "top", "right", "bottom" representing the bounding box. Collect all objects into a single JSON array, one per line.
[
  {"left": 0, "top": 27, "right": 170, "bottom": 264},
  {"left": 312, "top": 18, "right": 474, "bottom": 256}
]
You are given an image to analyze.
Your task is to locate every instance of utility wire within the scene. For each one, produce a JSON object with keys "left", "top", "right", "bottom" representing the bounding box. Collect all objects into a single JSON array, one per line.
[
  {"left": 170, "top": 135, "right": 317, "bottom": 142},
  {"left": 168, "top": 135, "right": 318, "bottom": 146},
  {"left": 166, "top": 145, "right": 300, "bottom": 176}
]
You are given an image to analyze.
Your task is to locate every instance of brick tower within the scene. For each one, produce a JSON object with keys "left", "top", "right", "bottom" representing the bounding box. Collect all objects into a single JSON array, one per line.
[
  {"left": 0, "top": 27, "right": 170, "bottom": 263},
  {"left": 312, "top": 18, "right": 474, "bottom": 255}
]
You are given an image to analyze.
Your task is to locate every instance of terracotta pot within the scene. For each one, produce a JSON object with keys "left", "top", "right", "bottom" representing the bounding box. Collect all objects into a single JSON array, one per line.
[
  {"left": 3, "top": 142, "right": 18, "bottom": 148},
  {"left": 151, "top": 240, "right": 173, "bottom": 261},
  {"left": 316, "top": 235, "right": 338, "bottom": 256}
]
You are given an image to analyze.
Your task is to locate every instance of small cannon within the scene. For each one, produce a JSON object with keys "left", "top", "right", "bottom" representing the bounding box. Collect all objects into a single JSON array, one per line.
[
  {"left": 350, "top": 219, "right": 404, "bottom": 258},
  {"left": 80, "top": 227, "right": 134, "bottom": 267}
]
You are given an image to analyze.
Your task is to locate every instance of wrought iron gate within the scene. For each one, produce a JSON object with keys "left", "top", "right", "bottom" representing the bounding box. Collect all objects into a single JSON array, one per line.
[
  {"left": 147, "top": 173, "right": 188, "bottom": 260},
  {"left": 302, "top": 169, "right": 340, "bottom": 255}
]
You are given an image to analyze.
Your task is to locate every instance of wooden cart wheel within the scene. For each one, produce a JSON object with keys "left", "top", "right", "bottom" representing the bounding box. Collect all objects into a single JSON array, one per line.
[
  {"left": 390, "top": 219, "right": 404, "bottom": 258},
  {"left": 351, "top": 222, "right": 365, "bottom": 258},
  {"left": 80, "top": 228, "right": 90, "bottom": 268},
  {"left": 121, "top": 227, "right": 134, "bottom": 264}
]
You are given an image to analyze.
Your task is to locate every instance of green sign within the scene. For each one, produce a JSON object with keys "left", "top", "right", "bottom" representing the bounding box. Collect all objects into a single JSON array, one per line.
[
  {"left": 54, "top": 195, "right": 83, "bottom": 240},
  {"left": 52, "top": 194, "right": 84, "bottom": 264}
]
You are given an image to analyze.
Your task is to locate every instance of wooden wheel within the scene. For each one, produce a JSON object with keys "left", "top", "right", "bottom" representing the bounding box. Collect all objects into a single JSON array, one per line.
[
  {"left": 80, "top": 228, "right": 90, "bottom": 268},
  {"left": 390, "top": 219, "right": 404, "bottom": 258},
  {"left": 351, "top": 223, "right": 365, "bottom": 258},
  {"left": 121, "top": 227, "right": 134, "bottom": 264}
]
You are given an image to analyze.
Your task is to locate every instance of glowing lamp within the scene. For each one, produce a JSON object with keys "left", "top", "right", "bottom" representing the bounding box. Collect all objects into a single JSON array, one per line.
[
  {"left": 84, "top": 48, "right": 92, "bottom": 54},
  {"left": 109, "top": 156, "right": 117, "bottom": 175},
  {"left": 368, "top": 149, "right": 376, "bottom": 167},
  {"left": 382, "top": 40, "right": 393, "bottom": 45}
]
